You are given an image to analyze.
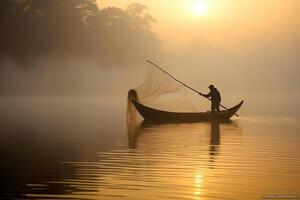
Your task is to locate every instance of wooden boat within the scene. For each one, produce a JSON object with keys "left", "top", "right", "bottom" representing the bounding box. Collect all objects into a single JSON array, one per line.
[{"left": 131, "top": 100, "right": 243, "bottom": 123}]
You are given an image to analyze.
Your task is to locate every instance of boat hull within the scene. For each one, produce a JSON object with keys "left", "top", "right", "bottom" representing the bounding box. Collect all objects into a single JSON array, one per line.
[{"left": 131, "top": 100, "right": 243, "bottom": 123}]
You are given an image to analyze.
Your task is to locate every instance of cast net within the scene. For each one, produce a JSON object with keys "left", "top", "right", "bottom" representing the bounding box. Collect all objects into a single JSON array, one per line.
[{"left": 128, "top": 61, "right": 203, "bottom": 117}]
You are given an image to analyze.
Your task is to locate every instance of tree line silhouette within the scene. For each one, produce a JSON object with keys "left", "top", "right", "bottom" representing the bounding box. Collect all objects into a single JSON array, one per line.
[{"left": 0, "top": 0, "right": 161, "bottom": 65}]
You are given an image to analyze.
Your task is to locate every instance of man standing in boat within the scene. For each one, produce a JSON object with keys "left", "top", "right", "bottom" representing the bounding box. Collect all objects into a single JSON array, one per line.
[{"left": 199, "top": 85, "right": 221, "bottom": 112}]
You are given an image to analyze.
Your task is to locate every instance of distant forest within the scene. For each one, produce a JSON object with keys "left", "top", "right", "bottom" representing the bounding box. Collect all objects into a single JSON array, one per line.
[{"left": 0, "top": 0, "right": 161, "bottom": 65}]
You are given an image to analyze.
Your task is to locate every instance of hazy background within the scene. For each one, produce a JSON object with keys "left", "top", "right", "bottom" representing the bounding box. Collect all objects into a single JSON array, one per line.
[
  {"left": 0, "top": 0, "right": 299, "bottom": 116},
  {"left": 1, "top": 2, "right": 300, "bottom": 199}
]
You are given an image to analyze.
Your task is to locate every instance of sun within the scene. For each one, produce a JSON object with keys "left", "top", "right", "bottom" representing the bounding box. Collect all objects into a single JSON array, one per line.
[{"left": 192, "top": 1, "right": 208, "bottom": 16}]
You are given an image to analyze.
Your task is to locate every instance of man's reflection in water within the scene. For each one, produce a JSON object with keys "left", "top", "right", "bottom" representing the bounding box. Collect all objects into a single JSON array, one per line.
[
  {"left": 210, "top": 121, "right": 221, "bottom": 156},
  {"left": 209, "top": 121, "right": 221, "bottom": 168},
  {"left": 209, "top": 120, "right": 240, "bottom": 168}
]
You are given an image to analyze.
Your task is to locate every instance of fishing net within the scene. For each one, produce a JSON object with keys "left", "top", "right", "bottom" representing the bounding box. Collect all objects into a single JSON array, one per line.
[{"left": 128, "top": 61, "right": 203, "bottom": 114}]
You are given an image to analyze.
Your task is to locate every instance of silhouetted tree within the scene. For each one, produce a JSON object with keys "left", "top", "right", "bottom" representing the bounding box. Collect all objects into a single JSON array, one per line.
[{"left": 0, "top": 0, "right": 160, "bottom": 65}]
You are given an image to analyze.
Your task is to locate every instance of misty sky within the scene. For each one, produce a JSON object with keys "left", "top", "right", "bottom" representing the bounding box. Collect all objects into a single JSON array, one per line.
[
  {"left": 0, "top": 0, "right": 299, "bottom": 99},
  {"left": 96, "top": 0, "right": 300, "bottom": 94},
  {"left": 99, "top": 0, "right": 300, "bottom": 49}
]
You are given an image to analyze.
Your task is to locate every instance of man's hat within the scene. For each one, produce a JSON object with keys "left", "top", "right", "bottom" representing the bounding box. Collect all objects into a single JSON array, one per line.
[{"left": 209, "top": 84, "right": 214, "bottom": 89}]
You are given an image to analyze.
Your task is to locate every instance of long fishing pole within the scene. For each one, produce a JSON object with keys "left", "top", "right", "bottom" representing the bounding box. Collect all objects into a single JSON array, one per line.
[{"left": 146, "top": 60, "right": 239, "bottom": 117}]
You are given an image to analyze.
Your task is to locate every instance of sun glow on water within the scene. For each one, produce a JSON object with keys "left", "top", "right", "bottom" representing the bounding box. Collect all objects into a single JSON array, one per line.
[{"left": 194, "top": 174, "right": 203, "bottom": 198}]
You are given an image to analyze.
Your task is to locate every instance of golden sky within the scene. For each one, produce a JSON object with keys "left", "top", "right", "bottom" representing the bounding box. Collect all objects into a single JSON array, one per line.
[{"left": 98, "top": 0, "right": 300, "bottom": 50}]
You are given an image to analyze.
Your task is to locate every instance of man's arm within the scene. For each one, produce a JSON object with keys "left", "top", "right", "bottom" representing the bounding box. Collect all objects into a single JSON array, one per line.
[{"left": 199, "top": 91, "right": 211, "bottom": 98}]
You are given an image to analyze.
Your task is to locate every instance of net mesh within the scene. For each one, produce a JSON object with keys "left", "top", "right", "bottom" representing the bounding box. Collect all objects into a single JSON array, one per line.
[{"left": 131, "top": 62, "right": 201, "bottom": 112}]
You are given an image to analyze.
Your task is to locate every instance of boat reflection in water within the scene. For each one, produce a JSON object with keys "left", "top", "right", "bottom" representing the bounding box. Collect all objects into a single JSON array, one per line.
[
  {"left": 126, "top": 117, "right": 243, "bottom": 199},
  {"left": 127, "top": 118, "right": 240, "bottom": 164}
]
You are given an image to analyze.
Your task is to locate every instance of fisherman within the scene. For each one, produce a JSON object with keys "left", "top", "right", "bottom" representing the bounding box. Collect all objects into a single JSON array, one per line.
[{"left": 199, "top": 85, "right": 221, "bottom": 112}]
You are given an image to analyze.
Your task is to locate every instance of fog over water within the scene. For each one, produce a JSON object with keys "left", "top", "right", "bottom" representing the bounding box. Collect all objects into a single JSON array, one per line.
[{"left": 0, "top": 55, "right": 299, "bottom": 118}]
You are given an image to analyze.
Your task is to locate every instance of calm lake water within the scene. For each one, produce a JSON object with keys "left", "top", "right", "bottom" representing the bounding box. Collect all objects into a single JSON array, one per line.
[{"left": 0, "top": 97, "right": 299, "bottom": 200}]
